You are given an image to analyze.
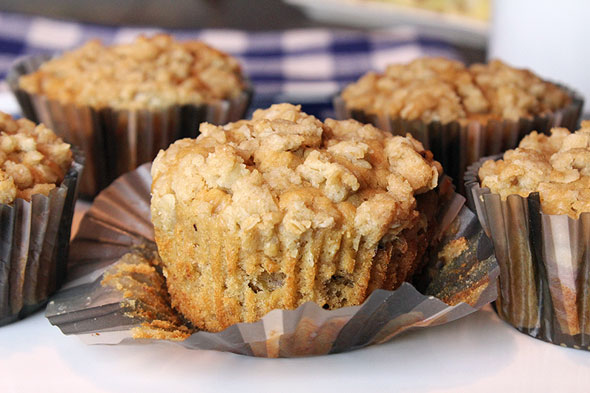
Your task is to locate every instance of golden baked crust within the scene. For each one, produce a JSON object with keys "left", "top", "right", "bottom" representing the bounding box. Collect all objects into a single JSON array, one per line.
[
  {"left": 151, "top": 103, "right": 442, "bottom": 332},
  {"left": 18, "top": 34, "right": 246, "bottom": 110},
  {"left": 341, "top": 57, "right": 571, "bottom": 124},
  {"left": 0, "top": 112, "right": 72, "bottom": 203},
  {"left": 479, "top": 121, "right": 590, "bottom": 218}
]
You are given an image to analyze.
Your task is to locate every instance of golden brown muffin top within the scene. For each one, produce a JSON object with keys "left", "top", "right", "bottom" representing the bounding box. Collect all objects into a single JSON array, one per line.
[
  {"left": 341, "top": 57, "right": 571, "bottom": 124},
  {"left": 18, "top": 34, "right": 246, "bottom": 110},
  {"left": 151, "top": 103, "right": 441, "bottom": 247},
  {"left": 479, "top": 121, "right": 590, "bottom": 218},
  {"left": 0, "top": 112, "right": 72, "bottom": 203}
]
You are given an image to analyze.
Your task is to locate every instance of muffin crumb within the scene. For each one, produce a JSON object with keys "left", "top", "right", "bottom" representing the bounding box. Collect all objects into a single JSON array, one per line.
[
  {"left": 437, "top": 237, "right": 468, "bottom": 265},
  {"left": 102, "top": 251, "right": 194, "bottom": 341}
]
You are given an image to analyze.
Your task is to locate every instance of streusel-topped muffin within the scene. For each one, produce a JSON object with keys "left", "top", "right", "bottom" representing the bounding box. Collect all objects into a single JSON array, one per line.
[
  {"left": 467, "top": 123, "right": 590, "bottom": 349},
  {"left": 479, "top": 121, "right": 590, "bottom": 218},
  {"left": 18, "top": 34, "right": 246, "bottom": 110},
  {"left": 151, "top": 103, "right": 442, "bottom": 332},
  {"left": 340, "top": 57, "right": 571, "bottom": 124},
  {"left": 0, "top": 111, "right": 81, "bottom": 326},
  {"left": 11, "top": 34, "right": 250, "bottom": 197},
  {"left": 0, "top": 111, "right": 72, "bottom": 203}
]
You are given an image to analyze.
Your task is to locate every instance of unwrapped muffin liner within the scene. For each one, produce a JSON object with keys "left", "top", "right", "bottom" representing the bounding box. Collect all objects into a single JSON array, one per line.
[
  {"left": 466, "top": 157, "right": 590, "bottom": 350},
  {"left": 334, "top": 90, "right": 583, "bottom": 193},
  {"left": 7, "top": 54, "right": 252, "bottom": 198},
  {"left": 0, "top": 148, "right": 84, "bottom": 326},
  {"left": 45, "top": 163, "right": 499, "bottom": 357}
]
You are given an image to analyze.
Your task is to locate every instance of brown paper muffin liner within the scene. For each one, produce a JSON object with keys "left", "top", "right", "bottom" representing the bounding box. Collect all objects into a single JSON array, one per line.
[
  {"left": 466, "top": 157, "right": 590, "bottom": 350},
  {"left": 334, "top": 90, "right": 583, "bottom": 193},
  {"left": 7, "top": 54, "right": 252, "bottom": 198},
  {"left": 0, "top": 147, "right": 84, "bottom": 326},
  {"left": 44, "top": 164, "right": 499, "bottom": 357}
]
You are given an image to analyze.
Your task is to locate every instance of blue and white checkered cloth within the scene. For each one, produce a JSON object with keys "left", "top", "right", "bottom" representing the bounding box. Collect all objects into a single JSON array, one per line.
[{"left": 0, "top": 11, "right": 459, "bottom": 117}]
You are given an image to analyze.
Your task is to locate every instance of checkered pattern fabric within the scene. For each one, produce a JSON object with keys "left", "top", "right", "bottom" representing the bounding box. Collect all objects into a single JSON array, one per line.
[{"left": 0, "top": 11, "right": 459, "bottom": 116}]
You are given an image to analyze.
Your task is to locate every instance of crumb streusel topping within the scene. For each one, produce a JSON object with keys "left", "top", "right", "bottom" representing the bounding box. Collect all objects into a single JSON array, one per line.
[
  {"left": 0, "top": 112, "right": 72, "bottom": 203},
  {"left": 479, "top": 121, "right": 590, "bottom": 218},
  {"left": 18, "top": 34, "right": 246, "bottom": 110},
  {"left": 150, "top": 103, "right": 442, "bottom": 331},
  {"left": 341, "top": 57, "right": 571, "bottom": 124},
  {"left": 152, "top": 103, "right": 441, "bottom": 245}
]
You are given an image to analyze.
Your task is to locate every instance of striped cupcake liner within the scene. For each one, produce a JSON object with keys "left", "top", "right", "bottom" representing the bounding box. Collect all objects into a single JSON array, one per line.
[
  {"left": 466, "top": 157, "right": 590, "bottom": 350},
  {"left": 7, "top": 54, "right": 252, "bottom": 198},
  {"left": 334, "top": 88, "right": 583, "bottom": 194},
  {"left": 0, "top": 147, "right": 84, "bottom": 326},
  {"left": 45, "top": 164, "right": 498, "bottom": 357}
]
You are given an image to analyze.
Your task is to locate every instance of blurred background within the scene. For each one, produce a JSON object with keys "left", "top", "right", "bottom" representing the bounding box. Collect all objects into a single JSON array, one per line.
[{"left": 0, "top": 0, "right": 489, "bottom": 61}]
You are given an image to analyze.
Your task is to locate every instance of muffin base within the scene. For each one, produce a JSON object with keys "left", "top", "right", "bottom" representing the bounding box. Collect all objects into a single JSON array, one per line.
[{"left": 157, "top": 187, "right": 442, "bottom": 333}]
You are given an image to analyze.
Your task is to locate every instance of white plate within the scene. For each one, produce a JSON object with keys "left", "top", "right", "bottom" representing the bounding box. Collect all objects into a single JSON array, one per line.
[{"left": 284, "top": 0, "right": 489, "bottom": 48}]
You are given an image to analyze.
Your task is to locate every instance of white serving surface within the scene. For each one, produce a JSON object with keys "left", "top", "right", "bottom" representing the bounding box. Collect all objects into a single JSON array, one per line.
[
  {"left": 2, "top": 201, "right": 590, "bottom": 392},
  {"left": 1, "top": 299, "right": 590, "bottom": 392}
]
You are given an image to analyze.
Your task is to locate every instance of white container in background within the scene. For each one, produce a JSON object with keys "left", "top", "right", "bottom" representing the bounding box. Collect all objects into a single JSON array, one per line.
[{"left": 489, "top": 0, "right": 590, "bottom": 114}]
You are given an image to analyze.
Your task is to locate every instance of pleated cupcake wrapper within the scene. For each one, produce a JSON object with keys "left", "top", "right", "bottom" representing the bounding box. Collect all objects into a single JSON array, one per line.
[
  {"left": 334, "top": 90, "right": 583, "bottom": 193},
  {"left": 44, "top": 164, "right": 498, "bottom": 357},
  {"left": 7, "top": 54, "right": 252, "bottom": 198},
  {"left": 466, "top": 157, "right": 590, "bottom": 350},
  {"left": 0, "top": 147, "right": 84, "bottom": 326}
]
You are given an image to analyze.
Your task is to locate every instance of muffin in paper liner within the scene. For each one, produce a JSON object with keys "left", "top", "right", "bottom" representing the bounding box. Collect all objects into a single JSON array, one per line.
[
  {"left": 7, "top": 54, "right": 252, "bottom": 198},
  {"left": 0, "top": 147, "right": 84, "bottom": 326},
  {"left": 44, "top": 163, "right": 499, "bottom": 357},
  {"left": 333, "top": 89, "right": 583, "bottom": 193},
  {"left": 465, "top": 157, "right": 590, "bottom": 350}
]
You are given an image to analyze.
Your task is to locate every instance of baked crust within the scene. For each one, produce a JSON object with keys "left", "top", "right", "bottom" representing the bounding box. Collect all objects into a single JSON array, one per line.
[
  {"left": 0, "top": 112, "right": 72, "bottom": 203},
  {"left": 341, "top": 57, "right": 571, "bottom": 124},
  {"left": 479, "top": 121, "right": 590, "bottom": 218},
  {"left": 18, "top": 34, "right": 246, "bottom": 110},
  {"left": 151, "top": 103, "right": 442, "bottom": 332}
]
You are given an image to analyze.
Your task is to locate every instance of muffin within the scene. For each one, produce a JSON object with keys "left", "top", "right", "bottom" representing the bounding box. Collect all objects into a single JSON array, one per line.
[
  {"left": 43, "top": 127, "right": 499, "bottom": 356},
  {"left": 8, "top": 34, "right": 251, "bottom": 197},
  {"left": 150, "top": 103, "right": 443, "bottom": 332},
  {"left": 0, "top": 111, "right": 83, "bottom": 325},
  {"left": 335, "top": 57, "right": 583, "bottom": 190},
  {"left": 465, "top": 122, "right": 590, "bottom": 349}
]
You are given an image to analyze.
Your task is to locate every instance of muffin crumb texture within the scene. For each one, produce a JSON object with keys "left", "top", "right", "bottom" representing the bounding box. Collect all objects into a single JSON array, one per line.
[
  {"left": 437, "top": 237, "right": 468, "bottom": 266},
  {"left": 18, "top": 34, "right": 245, "bottom": 110},
  {"left": 479, "top": 121, "right": 590, "bottom": 218},
  {"left": 341, "top": 57, "right": 571, "bottom": 124},
  {"left": 151, "top": 103, "right": 442, "bottom": 332},
  {"left": 0, "top": 112, "right": 72, "bottom": 204},
  {"left": 101, "top": 251, "right": 194, "bottom": 341}
]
